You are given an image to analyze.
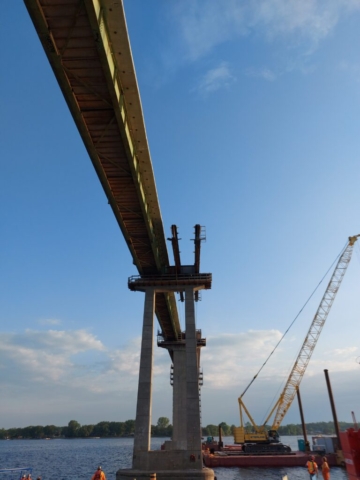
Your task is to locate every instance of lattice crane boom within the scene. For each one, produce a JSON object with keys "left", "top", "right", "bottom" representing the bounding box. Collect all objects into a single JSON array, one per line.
[{"left": 270, "top": 234, "right": 359, "bottom": 430}]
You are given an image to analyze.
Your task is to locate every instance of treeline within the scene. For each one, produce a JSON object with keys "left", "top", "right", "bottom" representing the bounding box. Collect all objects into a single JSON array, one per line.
[
  {"left": 0, "top": 417, "right": 172, "bottom": 440},
  {"left": 202, "top": 422, "right": 234, "bottom": 436},
  {"left": 1, "top": 419, "right": 355, "bottom": 440},
  {"left": 202, "top": 421, "right": 356, "bottom": 437},
  {"left": 277, "top": 421, "right": 354, "bottom": 435}
]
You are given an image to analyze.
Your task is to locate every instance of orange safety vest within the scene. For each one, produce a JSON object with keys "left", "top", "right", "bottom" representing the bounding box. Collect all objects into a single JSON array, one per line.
[
  {"left": 92, "top": 471, "right": 105, "bottom": 480},
  {"left": 322, "top": 461, "right": 330, "bottom": 480},
  {"left": 307, "top": 461, "right": 318, "bottom": 474}
]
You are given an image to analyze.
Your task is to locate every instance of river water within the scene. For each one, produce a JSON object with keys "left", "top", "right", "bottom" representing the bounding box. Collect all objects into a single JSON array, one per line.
[{"left": 0, "top": 436, "right": 349, "bottom": 480}]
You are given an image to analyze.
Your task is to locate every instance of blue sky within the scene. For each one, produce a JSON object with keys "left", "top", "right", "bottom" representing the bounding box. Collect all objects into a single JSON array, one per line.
[{"left": 1, "top": 0, "right": 360, "bottom": 430}]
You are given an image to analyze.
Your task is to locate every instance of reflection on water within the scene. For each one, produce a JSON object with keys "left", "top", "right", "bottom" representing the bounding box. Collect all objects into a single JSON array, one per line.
[{"left": 0, "top": 436, "right": 349, "bottom": 480}]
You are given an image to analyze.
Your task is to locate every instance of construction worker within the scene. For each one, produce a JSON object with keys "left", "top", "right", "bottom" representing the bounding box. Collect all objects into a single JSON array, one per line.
[
  {"left": 321, "top": 456, "right": 330, "bottom": 480},
  {"left": 306, "top": 455, "right": 319, "bottom": 479},
  {"left": 91, "top": 466, "right": 106, "bottom": 480}
]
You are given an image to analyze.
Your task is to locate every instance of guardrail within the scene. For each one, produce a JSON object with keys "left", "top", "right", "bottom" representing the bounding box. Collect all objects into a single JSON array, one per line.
[
  {"left": 157, "top": 329, "right": 206, "bottom": 347},
  {"left": 128, "top": 273, "right": 212, "bottom": 291}
]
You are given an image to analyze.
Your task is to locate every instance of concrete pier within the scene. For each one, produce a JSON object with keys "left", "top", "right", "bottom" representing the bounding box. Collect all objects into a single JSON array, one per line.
[
  {"left": 133, "top": 288, "right": 155, "bottom": 461},
  {"left": 117, "top": 277, "right": 214, "bottom": 480},
  {"left": 171, "top": 345, "right": 187, "bottom": 449},
  {"left": 184, "top": 286, "right": 202, "bottom": 465}
]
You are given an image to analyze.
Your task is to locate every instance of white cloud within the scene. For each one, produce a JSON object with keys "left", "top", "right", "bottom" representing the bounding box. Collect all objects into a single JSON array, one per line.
[
  {"left": 332, "top": 346, "right": 358, "bottom": 356},
  {"left": 196, "top": 62, "right": 236, "bottom": 94},
  {"left": 245, "top": 66, "right": 277, "bottom": 81},
  {"left": 306, "top": 346, "right": 360, "bottom": 375},
  {"left": 338, "top": 60, "right": 360, "bottom": 82},
  {"left": 0, "top": 329, "right": 106, "bottom": 383},
  {"left": 0, "top": 327, "right": 358, "bottom": 428},
  {"left": 107, "top": 338, "right": 140, "bottom": 375},
  {"left": 38, "top": 318, "right": 61, "bottom": 326},
  {"left": 0, "top": 328, "right": 173, "bottom": 426},
  {"left": 251, "top": 0, "right": 338, "bottom": 41},
  {"left": 171, "top": 0, "right": 360, "bottom": 60},
  {"left": 199, "top": 331, "right": 360, "bottom": 426},
  {"left": 201, "top": 330, "right": 284, "bottom": 389},
  {"left": 201, "top": 367, "right": 360, "bottom": 427},
  {"left": 172, "top": 1, "right": 246, "bottom": 61},
  {"left": 200, "top": 330, "right": 360, "bottom": 397}
]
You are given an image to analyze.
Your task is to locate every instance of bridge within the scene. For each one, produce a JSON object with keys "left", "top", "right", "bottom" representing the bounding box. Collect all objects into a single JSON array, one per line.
[
  {"left": 23, "top": 1, "right": 214, "bottom": 479},
  {"left": 24, "top": 0, "right": 180, "bottom": 340}
]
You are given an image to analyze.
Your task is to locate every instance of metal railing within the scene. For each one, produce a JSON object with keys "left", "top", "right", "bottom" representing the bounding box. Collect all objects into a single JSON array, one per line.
[
  {"left": 128, "top": 273, "right": 212, "bottom": 290},
  {"left": 157, "top": 330, "right": 206, "bottom": 347}
]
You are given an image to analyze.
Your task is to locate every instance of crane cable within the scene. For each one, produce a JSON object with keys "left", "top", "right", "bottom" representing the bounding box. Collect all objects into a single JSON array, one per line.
[{"left": 240, "top": 240, "right": 348, "bottom": 399}]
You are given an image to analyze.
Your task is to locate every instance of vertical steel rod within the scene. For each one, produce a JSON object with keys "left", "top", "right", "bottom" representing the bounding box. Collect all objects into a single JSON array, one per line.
[
  {"left": 324, "top": 369, "right": 342, "bottom": 449},
  {"left": 351, "top": 411, "right": 359, "bottom": 430},
  {"left": 297, "top": 388, "right": 308, "bottom": 447}
]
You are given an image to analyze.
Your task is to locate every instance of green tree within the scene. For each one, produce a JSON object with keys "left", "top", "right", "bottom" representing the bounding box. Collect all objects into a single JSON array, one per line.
[
  {"left": 219, "top": 422, "right": 231, "bottom": 436},
  {"left": 33, "top": 425, "right": 45, "bottom": 438},
  {"left": 124, "top": 419, "right": 135, "bottom": 435},
  {"left": 244, "top": 421, "right": 252, "bottom": 433},
  {"left": 93, "top": 421, "right": 110, "bottom": 437},
  {"left": 153, "top": 417, "right": 172, "bottom": 436},
  {"left": 165, "top": 424, "right": 173, "bottom": 437},
  {"left": 78, "top": 425, "right": 94, "bottom": 437},
  {"left": 44, "top": 425, "right": 58, "bottom": 437},
  {"left": 203, "top": 424, "right": 218, "bottom": 436},
  {"left": 6, "top": 427, "right": 22, "bottom": 439},
  {"left": 67, "top": 420, "right": 81, "bottom": 438},
  {"left": 21, "top": 426, "right": 32, "bottom": 438},
  {"left": 21, "top": 425, "right": 44, "bottom": 439},
  {"left": 157, "top": 417, "right": 170, "bottom": 429},
  {"left": 109, "top": 422, "right": 124, "bottom": 436}
]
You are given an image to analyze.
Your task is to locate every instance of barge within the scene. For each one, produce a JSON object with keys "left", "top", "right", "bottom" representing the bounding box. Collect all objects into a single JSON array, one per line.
[{"left": 203, "top": 450, "right": 338, "bottom": 468}]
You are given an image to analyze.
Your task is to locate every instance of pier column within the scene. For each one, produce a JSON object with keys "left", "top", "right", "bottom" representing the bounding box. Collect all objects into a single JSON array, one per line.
[
  {"left": 117, "top": 273, "right": 215, "bottom": 480},
  {"left": 185, "top": 287, "right": 202, "bottom": 465},
  {"left": 172, "top": 345, "right": 187, "bottom": 449},
  {"left": 133, "top": 287, "right": 155, "bottom": 465}
]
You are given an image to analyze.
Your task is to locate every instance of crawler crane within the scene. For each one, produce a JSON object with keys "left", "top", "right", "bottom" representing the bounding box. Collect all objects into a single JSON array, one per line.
[{"left": 234, "top": 235, "right": 359, "bottom": 453}]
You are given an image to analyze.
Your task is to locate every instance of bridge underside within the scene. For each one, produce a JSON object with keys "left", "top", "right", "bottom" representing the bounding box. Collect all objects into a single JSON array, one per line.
[
  {"left": 22, "top": 3, "right": 214, "bottom": 478},
  {"left": 24, "top": 0, "right": 180, "bottom": 339}
]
